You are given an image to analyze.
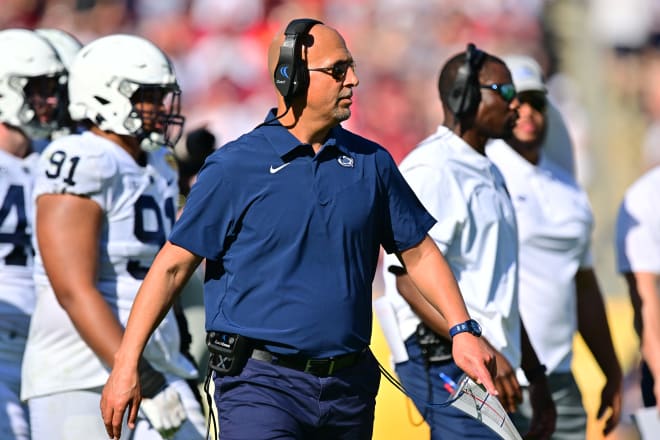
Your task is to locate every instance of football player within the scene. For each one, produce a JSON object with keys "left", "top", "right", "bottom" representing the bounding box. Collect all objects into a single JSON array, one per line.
[
  {"left": 0, "top": 28, "right": 65, "bottom": 440},
  {"left": 21, "top": 34, "right": 206, "bottom": 439},
  {"left": 35, "top": 28, "right": 84, "bottom": 145}
]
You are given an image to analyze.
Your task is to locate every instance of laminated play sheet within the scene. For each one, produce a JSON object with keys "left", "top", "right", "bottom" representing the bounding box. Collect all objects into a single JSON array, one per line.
[{"left": 449, "top": 374, "right": 523, "bottom": 440}]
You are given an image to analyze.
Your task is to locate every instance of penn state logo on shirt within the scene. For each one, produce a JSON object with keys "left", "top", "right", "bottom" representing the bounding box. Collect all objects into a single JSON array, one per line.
[{"left": 337, "top": 155, "right": 354, "bottom": 168}]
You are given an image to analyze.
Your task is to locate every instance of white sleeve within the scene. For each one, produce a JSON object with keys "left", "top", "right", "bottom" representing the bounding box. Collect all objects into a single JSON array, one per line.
[
  {"left": 34, "top": 137, "right": 117, "bottom": 210},
  {"left": 616, "top": 185, "right": 660, "bottom": 273},
  {"left": 579, "top": 209, "right": 595, "bottom": 269},
  {"left": 403, "top": 163, "right": 465, "bottom": 255}
]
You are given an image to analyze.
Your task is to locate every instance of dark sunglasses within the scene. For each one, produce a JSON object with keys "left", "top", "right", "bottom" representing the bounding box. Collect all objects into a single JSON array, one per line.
[
  {"left": 480, "top": 83, "right": 517, "bottom": 103},
  {"left": 517, "top": 91, "right": 547, "bottom": 112},
  {"left": 308, "top": 60, "right": 355, "bottom": 81}
]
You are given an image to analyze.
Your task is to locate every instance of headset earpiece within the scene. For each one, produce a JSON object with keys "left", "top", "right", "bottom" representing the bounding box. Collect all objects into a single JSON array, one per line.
[
  {"left": 447, "top": 43, "right": 486, "bottom": 118},
  {"left": 274, "top": 18, "right": 323, "bottom": 106}
]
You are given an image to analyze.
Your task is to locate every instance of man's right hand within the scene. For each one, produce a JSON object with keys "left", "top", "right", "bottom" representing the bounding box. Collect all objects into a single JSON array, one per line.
[
  {"left": 451, "top": 333, "right": 498, "bottom": 396},
  {"left": 101, "top": 361, "right": 142, "bottom": 440}
]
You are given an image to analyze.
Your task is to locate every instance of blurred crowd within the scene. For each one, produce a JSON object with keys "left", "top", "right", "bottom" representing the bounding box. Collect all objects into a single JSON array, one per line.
[
  {"left": 0, "top": 0, "right": 566, "bottom": 164},
  {"left": 2, "top": 0, "right": 659, "bottom": 171}
]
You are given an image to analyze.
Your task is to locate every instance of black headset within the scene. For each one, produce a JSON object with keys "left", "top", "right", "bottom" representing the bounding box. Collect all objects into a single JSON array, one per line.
[
  {"left": 447, "top": 43, "right": 486, "bottom": 117},
  {"left": 274, "top": 18, "right": 323, "bottom": 106}
]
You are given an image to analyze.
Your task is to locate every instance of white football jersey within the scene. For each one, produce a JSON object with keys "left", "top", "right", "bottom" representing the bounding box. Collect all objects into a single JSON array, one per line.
[
  {"left": 0, "top": 149, "right": 37, "bottom": 329},
  {"left": 22, "top": 131, "right": 197, "bottom": 400}
]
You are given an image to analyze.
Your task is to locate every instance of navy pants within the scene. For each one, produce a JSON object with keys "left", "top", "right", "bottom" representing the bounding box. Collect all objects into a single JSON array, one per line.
[
  {"left": 213, "top": 349, "right": 380, "bottom": 440},
  {"left": 395, "top": 336, "right": 499, "bottom": 439}
]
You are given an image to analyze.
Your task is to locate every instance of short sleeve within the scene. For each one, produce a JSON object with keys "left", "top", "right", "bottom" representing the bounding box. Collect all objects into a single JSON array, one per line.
[
  {"left": 34, "top": 137, "right": 116, "bottom": 209},
  {"left": 169, "top": 154, "right": 232, "bottom": 260},
  {"left": 579, "top": 219, "right": 594, "bottom": 269},
  {"left": 616, "top": 187, "right": 660, "bottom": 273},
  {"left": 376, "top": 148, "right": 435, "bottom": 254}
]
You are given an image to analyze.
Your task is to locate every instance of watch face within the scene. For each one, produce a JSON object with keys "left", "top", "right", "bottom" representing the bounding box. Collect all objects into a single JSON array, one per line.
[{"left": 470, "top": 320, "right": 482, "bottom": 336}]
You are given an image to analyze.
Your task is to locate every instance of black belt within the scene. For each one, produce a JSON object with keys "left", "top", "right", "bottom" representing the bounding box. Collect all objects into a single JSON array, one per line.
[{"left": 250, "top": 348, "right": 365, "bottom": 376}]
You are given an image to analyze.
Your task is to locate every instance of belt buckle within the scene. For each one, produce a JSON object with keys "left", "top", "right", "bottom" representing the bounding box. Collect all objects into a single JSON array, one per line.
[{"left": 304, "top": 358, "right": 334, "bottom": 376}]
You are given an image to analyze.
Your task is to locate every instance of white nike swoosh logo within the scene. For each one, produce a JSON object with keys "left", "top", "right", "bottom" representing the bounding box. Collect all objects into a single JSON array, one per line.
[{"left": 269, "top": 163, "right": 290, "bottom": 174}]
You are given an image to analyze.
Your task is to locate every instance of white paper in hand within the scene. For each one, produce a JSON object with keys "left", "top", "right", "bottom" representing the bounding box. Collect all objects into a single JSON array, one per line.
[
  {"left": 632, "top": 406, "right": 660, "bottom": 439},
  {"left": 448, "top": 374, "right": 523, "bottom": 440}
]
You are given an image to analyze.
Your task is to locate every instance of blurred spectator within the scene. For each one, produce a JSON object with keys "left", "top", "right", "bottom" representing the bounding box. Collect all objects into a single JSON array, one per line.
[
  {"left": 487, "top": 54, "right": 622, "bottom": 439},
  {"left": 189, "top": 0, "right": 264, "bottom": 32},
  {"left": 0, "top": 27, "right": 65, "bottom": 440},
  {"left": 616, "top": 166, "right": 660, "bottom": 409}
]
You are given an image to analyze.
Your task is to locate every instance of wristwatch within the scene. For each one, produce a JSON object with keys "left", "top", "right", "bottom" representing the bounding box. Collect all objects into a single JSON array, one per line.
[{"left": 449, "top": 319, "right": 482, "bottom": 338}]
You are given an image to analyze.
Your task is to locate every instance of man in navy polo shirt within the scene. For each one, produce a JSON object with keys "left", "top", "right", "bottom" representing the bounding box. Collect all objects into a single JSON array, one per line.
[{"left": 101, "top": 20, "right": 497, "bottom": 440}]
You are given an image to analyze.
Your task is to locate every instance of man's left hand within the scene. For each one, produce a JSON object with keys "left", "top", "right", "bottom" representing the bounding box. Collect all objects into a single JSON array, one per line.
[
  {"left": 597, "top": 376, "right": 622, "bottom": 436},
  {"left": 524, "top": 376, "right": 556, "bottom": 440}
]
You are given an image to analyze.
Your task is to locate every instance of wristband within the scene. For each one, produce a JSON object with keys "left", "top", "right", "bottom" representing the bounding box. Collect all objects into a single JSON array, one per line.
[{"left": 448, "top": 319, "right": 482, "bottom": 338}]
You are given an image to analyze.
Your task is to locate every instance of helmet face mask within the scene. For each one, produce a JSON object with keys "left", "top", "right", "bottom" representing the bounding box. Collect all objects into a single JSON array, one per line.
[
  {"left": 21, "top": 73, "right": 64, "bottom": 138},
  {"left": 35, "top": 28, "right": 83, "bottom": 138},
  {"left": 68, "top": 34, "right": 186, "bottom": 151},
  {"left": 126, "top": 82, "right": 184, "bottom": 151}
]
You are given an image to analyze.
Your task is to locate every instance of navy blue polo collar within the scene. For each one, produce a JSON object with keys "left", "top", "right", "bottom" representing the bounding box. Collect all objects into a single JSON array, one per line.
[{"left": 259, "top": 109, "right": 350, "bottom": 159}]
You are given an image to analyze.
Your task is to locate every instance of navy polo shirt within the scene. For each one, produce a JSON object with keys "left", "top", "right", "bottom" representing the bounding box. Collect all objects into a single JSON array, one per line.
[{"left": 170, "top": 111, "right": 435, "bottom": 357}]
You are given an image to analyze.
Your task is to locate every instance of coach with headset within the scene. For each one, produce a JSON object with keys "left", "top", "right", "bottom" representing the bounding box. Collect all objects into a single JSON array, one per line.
[
  {"left": 381, "top": 45, "right": 557, "bottom": 439},
  {"left": 101, "top": 19, "right": 499, "bottom": 440}
]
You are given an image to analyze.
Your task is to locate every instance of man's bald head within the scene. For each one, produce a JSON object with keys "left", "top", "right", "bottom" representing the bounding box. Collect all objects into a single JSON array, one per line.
[
  {"left": 267, "top": 21, "right": 345, "bottom": 83},
  {"left": 266, "top": 19, "right": 357, "bottom": 131}
]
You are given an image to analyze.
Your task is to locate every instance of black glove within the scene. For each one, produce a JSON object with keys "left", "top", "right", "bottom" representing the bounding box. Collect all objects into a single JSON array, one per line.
[{"left": 176, "top": 127, "right": 216, "bottom": 177}]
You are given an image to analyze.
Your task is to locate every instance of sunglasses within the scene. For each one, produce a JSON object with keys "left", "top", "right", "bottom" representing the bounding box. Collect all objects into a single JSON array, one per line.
[
  {"left": 308, "top": 60, "right": 355, "bottom": 81},
  {"left": 480, "top": 83, "right": 517, "bottom": 103},
  {"left": 517, "top": 91, "right": 547, "bottom": 112}
]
